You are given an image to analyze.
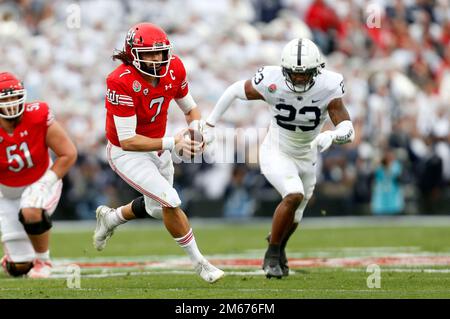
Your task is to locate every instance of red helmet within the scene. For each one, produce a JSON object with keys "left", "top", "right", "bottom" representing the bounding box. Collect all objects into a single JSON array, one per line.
[
  {"left": 124, "top": 23, "right": 173, "bottom": 78},
  {"left": 0, "top": 72, "right": 27, "bottom": 119}
]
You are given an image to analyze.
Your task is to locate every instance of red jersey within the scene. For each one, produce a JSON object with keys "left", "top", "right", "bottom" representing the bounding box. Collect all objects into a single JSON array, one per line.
[
  {"left": 105, "top": 55, "right": 189, "bottom": 147},
  {"left": 0, "top": 102, "right": 54, "bottom": 187}
]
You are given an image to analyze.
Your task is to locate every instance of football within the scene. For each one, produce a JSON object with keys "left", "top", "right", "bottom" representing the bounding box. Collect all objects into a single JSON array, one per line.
[
  {"left": 184, "top": 127, "right": 203, "bottom": 144},
  {"left": 178, "top": 128, "right": 204, "bottom": 160}
]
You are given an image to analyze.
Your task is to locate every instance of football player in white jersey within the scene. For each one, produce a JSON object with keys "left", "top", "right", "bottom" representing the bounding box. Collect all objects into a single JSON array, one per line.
[{"left": 204, "top": 38, "right": 355, "bottom": 278}]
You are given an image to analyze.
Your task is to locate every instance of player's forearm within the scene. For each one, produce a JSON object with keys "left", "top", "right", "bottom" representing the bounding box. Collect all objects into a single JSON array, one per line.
[
  {"left": 184, "top": 106, "right": 201, "bottom": 125},
  {"left": 119, "top": 134, "right": 172, "bottom": 152},
  {"left": 206, "top": 80, "right": 247, "bottom": 126},
  {"left": 45, "top": 121, "right": 78, "bottom": 179},
  {"left": 326, "top": 98, "right": 354, "bottom": 145},
  {"left": 50, "top": 152, "right": 77, "bottom": 179}
]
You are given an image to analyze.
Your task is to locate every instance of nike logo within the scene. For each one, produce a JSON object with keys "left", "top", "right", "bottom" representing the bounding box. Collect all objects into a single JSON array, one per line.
[{"left": 312, "top": 99, "right": 321, "bottom": 103}]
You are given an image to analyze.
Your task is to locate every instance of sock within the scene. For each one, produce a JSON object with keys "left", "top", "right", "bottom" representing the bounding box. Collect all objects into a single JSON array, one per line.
[
  {"left": 267, "top": 244, "right": 280, "bottom": 259},
  {"left": 35, "top": 250, "right": 50, "bottom": 262},
  {"left": 106, "top": 206, "right": 127, "bottom": 227},
  {"left": 174, "top": 228, "right": 204, "bottom": 265}
]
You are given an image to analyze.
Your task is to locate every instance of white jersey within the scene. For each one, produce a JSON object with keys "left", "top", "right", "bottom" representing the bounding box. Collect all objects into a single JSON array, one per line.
[{"left": 252, "top": 66, "right": 345, "bottom": 158}]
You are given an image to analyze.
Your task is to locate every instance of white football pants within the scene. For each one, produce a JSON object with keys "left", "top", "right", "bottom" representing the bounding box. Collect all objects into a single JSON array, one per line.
[
  {"left": 259, "top": 134, "right": 317, "bottom": 223},
  {"left": 0, "top": 178, "right": 62, "bottom": 262},
  {"left": 106, "top": 142, "right": 181, "bottom": 219}
]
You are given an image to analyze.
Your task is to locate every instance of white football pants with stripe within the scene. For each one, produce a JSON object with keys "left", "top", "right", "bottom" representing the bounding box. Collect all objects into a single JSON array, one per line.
[{"left": 106, "top": 142, "right": 181, "bottom": 219}]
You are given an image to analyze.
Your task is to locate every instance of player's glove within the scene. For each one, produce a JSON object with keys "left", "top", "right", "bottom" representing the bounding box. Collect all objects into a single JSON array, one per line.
[
  {"left": 310, "top": 131, "right": 336, "bottom": 153},
  {"left": 20, "top": 170, "right": 59, "bottom": 209},
  {"left": 174, "top": 128, "right": 204, "bottom": 158},
  {"left": 189, "top": 119, "right": 215, "bottom": 148},
  {"left": 201, "top": 122, "right": 215, "bottom": 147}
]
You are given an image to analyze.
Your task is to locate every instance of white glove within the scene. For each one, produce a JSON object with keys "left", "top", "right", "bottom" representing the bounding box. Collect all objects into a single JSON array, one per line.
[
  {"left": 189, "top": 119, "right": 215, "bottom": 147},
  {"left": 20, "top": 170, "right": 59, "bottom": 209},
  {"left": 311, "top": 131, "right": 336, "bottom": 153},
  {"left": 201, "top": 122, "right": 215, "bottom": 147},
  {"left": 174, "top": 128, "right": 204, "bottom": 158}
]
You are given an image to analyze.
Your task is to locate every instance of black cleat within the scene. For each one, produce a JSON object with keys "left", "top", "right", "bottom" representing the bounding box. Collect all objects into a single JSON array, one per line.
[
  {"left": 280, "top": 251, "right": 289, "bottom": 277},
  {"left": 263, "top": 263, "right": 283, "bottom": 279},
  {"left": 266, "top": 233, "right": 289, "bottom": 277},
  {"left": 262, "top": 247, "right": 283, "bottom": 279}
]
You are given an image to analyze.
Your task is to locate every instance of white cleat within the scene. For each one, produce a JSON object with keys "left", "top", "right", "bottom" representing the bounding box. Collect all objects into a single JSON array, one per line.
[
  {"left": 28, "top": 259, "right": 52, "bottom": 279},
  {"left": 195, "top": 260, "right": 225, "bottom": 283},
  {"left": 93, "top": 205, "right": 116, "bottom": 251}
]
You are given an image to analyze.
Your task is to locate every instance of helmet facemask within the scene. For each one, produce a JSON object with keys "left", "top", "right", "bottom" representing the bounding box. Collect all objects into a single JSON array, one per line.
[
  {"left": 0, "top": 88, "right": 27, "bottom": 119},
  {"left": 131, "top": 44, "right": 172, "bottom": 78},
  {"left": 282, "top": 67, "right": 320, "bottom": 93}
]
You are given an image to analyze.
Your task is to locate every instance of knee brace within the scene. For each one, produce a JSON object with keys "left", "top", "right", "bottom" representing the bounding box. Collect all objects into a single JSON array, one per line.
[
  {"left": 131, "top": 196, "right": 148, "bottom": 218},
  {"left": 2, "top": 259, "right": 33, "bottom": 277},
  {"left": 18, "top": 210, "right": 53, "bottom": 235}
]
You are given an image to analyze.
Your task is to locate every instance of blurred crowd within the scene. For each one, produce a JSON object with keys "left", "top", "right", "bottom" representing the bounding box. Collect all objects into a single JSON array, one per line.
[{"left": 0, "top": 0, "right": 449, "bottom": 218}]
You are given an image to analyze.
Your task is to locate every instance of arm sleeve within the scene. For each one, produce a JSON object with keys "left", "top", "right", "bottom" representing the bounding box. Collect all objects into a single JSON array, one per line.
[
  {"left": 105, "top": 79, "right": 136, "bottom": 117},
  {"left": 175, "top": 93, "right": 197, "bottom": 114},
  {"left": 206, "top": 80, "right": 247, "bottom": 126},
  {"left": 113, "top": 115, "right": 137, "bottom": 141}
]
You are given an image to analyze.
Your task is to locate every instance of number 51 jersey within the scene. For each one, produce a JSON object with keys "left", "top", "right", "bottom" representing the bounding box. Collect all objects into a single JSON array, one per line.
[
  {"left": 252, "top": 66, "right": 345, "bottom": 158},
  {"left": 0, "top": 102, "right": 53, "bottom": 187}
]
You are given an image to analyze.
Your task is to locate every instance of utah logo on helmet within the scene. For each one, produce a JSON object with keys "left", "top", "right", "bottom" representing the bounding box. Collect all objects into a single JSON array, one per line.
[
  {"left": 126, "top": 28, "right": 136, "bottom": 47},
  {"left": 124, "top": 23, "right": 173, "bottom": 78}
]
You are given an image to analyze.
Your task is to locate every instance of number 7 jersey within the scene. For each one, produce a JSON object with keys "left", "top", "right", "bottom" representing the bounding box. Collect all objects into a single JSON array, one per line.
[
  {"left": 252, "top": 66, "right": 345, "bottom": 158},
  {"left": 105, "top": 55, "right": 189, "bottom": 147}
]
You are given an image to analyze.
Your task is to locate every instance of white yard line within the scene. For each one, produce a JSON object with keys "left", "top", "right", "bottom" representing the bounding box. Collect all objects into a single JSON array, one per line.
[
  {"left": 44, "top": 252, "right": 450, "bottom": 280},
  {"left": 345, "top": 268, "right": 450, "bottom": 273}
]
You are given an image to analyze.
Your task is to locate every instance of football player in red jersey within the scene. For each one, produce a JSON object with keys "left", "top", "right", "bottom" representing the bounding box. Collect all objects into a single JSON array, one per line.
[
  {"left": 0, "top": 72, "right": 77, "bottom": 278},
  {"left": 93, "top": 23, "right": 224, "bottom": 283}
]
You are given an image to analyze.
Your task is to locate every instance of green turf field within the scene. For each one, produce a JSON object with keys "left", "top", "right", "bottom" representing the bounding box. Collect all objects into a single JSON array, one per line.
[{"left": 1, "top": 218, "right": 449, "bottom": 299}]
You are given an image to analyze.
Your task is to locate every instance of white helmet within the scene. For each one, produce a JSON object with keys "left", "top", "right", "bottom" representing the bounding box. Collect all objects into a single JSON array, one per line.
[{"left": 281, "top": 38, "right": 324, "bottom": 93}]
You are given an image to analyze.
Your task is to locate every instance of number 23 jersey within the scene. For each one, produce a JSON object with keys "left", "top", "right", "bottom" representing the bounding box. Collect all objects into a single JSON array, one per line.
[{"left": 252, "top": 66, "right": 345, "bottom": 158}]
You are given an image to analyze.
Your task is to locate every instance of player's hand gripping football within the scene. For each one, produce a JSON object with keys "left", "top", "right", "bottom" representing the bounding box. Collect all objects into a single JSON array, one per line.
[
  {"left": 174, "top": 128, "right": 204, "bottom": 158},
  {"left": 310, "top": 131, "right": 336, "bottom": 153},
  {"left": 189, "top": 119, "right": 215, "bottom": 147}
]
